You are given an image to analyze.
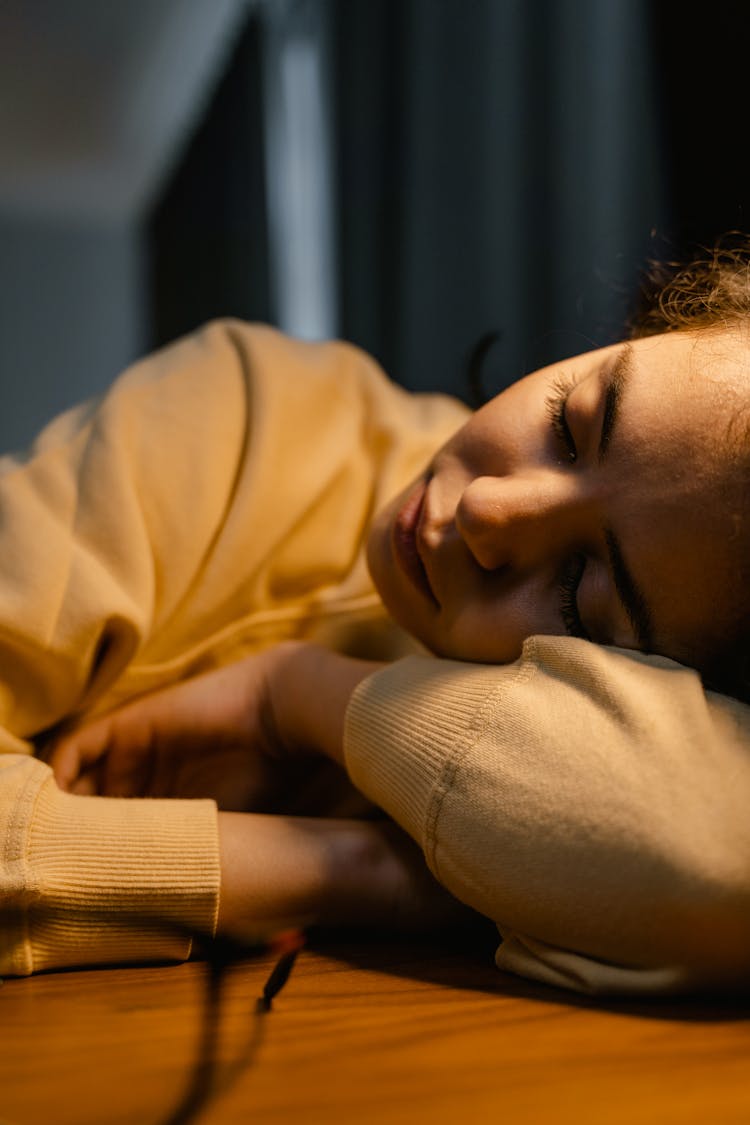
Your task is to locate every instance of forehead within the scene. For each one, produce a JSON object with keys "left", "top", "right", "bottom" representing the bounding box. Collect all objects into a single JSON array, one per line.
[
  {"left": 622, "top": 328, "right": 750, "bottom": 501},
  {"left": 628, "top": 328, "right": 749, "bottom": 444},
  {"left": 615, "top": 328, "right": 750, "bottom": 665}
]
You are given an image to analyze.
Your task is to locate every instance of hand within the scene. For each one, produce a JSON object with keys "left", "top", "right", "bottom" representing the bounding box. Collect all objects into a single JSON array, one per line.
[
  {"left": 47, "top": 652, "right": 293, "bottom": 809},
  {"left": 216, "top": 811, "right": 480, "bottom": 936},
  {"left": 47, "top": 642, "right": 385, "bottom": 812}
]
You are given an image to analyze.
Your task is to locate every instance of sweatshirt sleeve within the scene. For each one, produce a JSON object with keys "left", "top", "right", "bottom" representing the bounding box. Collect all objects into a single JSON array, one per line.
[
  {"left": 0, "top": 755, "right": 218, "bottom": 976},
  {"left": 344, "top": 636, "right": 750, "bottom": 995},
  {"left": 0, "top": 318, "right": 464, "bottom": 976},
  {"left": 0, "top": 322, "right": 253, "bottom": 974}
]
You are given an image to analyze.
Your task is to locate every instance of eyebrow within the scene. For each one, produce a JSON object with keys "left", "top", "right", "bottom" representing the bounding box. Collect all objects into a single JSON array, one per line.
[{"left": 596, "top": 344, "right": 655, "bottom": 650}]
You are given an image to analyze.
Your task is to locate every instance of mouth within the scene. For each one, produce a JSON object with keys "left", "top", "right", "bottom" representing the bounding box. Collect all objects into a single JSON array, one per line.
[{"left": 391, "top": 477, "right": 439, "bottom": 607}]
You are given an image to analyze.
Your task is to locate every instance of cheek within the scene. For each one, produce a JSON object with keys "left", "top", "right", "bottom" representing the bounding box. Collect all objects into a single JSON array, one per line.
[{"left": 431, "top": 578, "right": 559, "bottom": 663}]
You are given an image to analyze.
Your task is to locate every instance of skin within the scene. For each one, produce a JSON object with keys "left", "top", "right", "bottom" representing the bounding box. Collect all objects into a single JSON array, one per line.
[
  {"left": 50, "top": 326, "right": 750, "bottom": 940},
  {"left": 367, "top": 327, "right": 750, "bottom": 673},
  {"left": 50, "top": 644, "right": 469, "bottom": 938}
]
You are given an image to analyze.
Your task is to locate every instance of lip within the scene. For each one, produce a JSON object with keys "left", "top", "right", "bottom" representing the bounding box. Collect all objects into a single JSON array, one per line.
[{"left": 392, "top": 477, "right": 439, "bottom": 606}]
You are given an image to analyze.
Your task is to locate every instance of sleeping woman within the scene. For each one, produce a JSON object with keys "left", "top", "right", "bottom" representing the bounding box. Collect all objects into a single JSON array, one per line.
[{"left": 2, "top": 239, "right": 750, "bottom": 995}]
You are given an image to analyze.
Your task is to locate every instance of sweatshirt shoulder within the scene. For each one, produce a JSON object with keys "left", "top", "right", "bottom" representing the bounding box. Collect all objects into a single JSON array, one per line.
[{"left": 203, "top": 320, "right": 470, "bottom": 431}]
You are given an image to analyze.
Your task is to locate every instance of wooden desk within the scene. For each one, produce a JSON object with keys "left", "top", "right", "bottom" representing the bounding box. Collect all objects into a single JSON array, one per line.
[{"left": 1, "top": 937, "right": 749, "bottom": 1125}]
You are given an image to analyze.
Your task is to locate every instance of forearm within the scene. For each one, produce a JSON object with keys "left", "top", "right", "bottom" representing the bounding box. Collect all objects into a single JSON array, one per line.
[
  {"left": 216, "top": 639, "right": 388, "bottom": 932},
  {"left": 216, "top": 810, "right": 469, "bottom": 937},
  {"left": 265, "top": 642, "right": 385, "bottom": 767},
  {"left": 216, "top": 811, "right": 357, "bottom": 932}
]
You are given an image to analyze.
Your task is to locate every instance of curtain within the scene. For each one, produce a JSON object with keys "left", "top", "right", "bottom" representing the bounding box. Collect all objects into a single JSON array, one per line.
[
  {"left": 333, "top": 0, "right": 667, "bottom": 399},
  {"left": 151, "top": 0, "right": 673, "bottom": 400}
]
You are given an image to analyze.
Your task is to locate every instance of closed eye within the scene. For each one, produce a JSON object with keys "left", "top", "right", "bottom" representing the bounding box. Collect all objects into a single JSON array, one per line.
[
  {"left": 545, "top": 373, "right": 580, "bottom": 463},
  {"left": 558, "top": 553, "right": 590, "bottom": 640}
]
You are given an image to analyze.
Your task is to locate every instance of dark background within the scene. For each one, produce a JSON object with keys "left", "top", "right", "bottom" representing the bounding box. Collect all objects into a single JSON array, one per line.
[
  {"left": 150, "top": 0, "right": 750, "bottom": 404},
  {"left": 1, "top": 0, "right": 749, "bottom": 450}
]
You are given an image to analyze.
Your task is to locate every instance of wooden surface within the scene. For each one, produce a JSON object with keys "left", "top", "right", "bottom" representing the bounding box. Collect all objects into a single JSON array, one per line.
[{"left": 1, "top": 936, "right": 749, "bottom": 1125}]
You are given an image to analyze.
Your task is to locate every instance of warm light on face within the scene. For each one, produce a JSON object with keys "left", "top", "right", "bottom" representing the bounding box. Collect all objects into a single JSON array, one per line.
[{"left": 368, "top": 328, "right": 749, "bottom": 671}]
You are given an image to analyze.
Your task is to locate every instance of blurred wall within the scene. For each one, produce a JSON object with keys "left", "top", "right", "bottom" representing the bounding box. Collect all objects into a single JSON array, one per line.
[
  {"left": 0, "top": 214, "right": 145, "bottom": 452},
  {"left": 333, "top": 0, "right": 667, "bottom": 398},
  {"left": 3, "top": 0, "right": 750, "bottom": 452},
  {"left": 150, "top": 0, "right": 669, "bottom": 403},
  {"left": 0, "top": 0, "right": 251, "bottom": 452}
]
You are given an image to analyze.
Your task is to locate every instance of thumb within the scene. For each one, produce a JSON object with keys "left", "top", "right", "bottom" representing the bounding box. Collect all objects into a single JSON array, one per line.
[
  {"left": 48, "top": 704, "right": 157, "bottom": 796},
  {"left": 48, "top": 714, "right": 119, "bottom": 792}
]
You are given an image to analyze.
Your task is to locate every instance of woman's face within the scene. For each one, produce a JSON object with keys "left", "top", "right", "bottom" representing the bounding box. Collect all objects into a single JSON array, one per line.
[{"left": 368, "top": 327, "right": 750, "bottom": 669}]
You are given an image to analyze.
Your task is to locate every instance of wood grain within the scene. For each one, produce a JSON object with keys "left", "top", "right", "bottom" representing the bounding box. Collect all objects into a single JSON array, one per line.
[{"left": 0, "top": 938, "right": 748, "bottom": 1125}]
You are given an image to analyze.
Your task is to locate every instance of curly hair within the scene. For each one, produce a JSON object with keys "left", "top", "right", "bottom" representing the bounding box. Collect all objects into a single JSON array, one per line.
[
  {"left": 628, "top": 234, "right": 750, "bottom": 702},
  {"left": 628, "top": 234, "right": 750, "bottom": 339}
]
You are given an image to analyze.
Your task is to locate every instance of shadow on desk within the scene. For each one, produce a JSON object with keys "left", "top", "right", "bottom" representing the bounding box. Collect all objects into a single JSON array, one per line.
[
  {"left": 316, "top": 925, "right": 750, "bottom": 1024},
  {"left": 2, "top": 931, "right": 750, "bottom": 1125}
]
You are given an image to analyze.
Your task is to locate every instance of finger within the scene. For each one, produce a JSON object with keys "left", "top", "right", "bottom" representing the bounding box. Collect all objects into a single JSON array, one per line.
[
  {"left": 99, "top": 730, "right": 157, "bottom": 797},
  {"left": 70, "top": 774, "right": 98, "bottom": 797},
  {"left": 51, "top": 711, "right": 155, "bottom": 797},
  {"left": 48, "top": 718, "right": 115, "bottom": 790}
]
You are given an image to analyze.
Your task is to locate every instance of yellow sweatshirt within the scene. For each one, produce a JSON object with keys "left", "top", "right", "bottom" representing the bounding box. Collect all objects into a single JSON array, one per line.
[
  {"left": 2, "top": 321, "right": 749, "bottom": 994},
  {"left": 0, "top": 320, "right": 464, "bottom": 975}
]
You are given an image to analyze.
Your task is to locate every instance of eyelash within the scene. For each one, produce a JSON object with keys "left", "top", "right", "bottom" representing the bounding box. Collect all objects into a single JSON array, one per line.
[
  {"left": 545, "top": 372, "right": 580, "bottom": 463},
  {"left": 558, "top": 554, "right": 590, "bottom": 641},
  {"left": 546, "top": 373, "right": 589, "bottom": 640}
]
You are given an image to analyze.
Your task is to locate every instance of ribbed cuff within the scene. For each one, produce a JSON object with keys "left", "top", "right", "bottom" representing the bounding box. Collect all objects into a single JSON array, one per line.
[
  {"left": 22, "top": 772, "right": 220, "bottom": 974},
  {"left": 344, "top": 655, "right": 524, "bottom": 859}
]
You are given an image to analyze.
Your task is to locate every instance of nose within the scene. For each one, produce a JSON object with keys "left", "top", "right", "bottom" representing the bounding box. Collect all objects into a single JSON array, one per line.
[{"left": 452, "top": 470, "right": 594, "bottom": 572}]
